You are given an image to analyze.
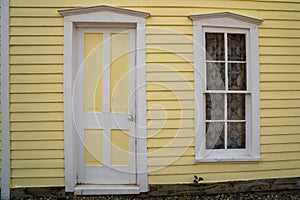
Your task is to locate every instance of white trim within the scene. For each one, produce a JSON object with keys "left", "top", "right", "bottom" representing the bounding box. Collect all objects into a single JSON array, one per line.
[
  {"left": 189, "top": 12, "right": 263, "bottom": 25},
  {"left": 1, "top": 0, "right": 10, "bottom": 199},
  {"left": 59, "top": 5, "right": 149, "bottom": 194},
  {"left": 59, "top": 5, "right": 150, "bottom": 18},
  {"left": 191, "top": 14, "right": 262, "bottom": 162}
]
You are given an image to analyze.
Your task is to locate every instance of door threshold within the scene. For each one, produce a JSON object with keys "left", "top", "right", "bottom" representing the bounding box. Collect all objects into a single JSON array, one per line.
[{"left": 74, "top": 184, "right": 141, "bottom": 195}]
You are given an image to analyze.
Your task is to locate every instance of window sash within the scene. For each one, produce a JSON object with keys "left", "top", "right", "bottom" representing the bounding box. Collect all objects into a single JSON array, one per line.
[{"left": 203, "top": 28, "right": 250, "bottom": 151}]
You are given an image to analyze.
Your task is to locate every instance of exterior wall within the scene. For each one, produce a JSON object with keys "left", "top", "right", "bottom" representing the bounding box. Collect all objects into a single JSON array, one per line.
[{"left": 9, "top": 0, "right": 300, "bottom": 187}]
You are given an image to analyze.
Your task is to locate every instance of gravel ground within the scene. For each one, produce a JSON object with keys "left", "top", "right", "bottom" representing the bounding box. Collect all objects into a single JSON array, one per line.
[{"left": 16, "top": 190, "right": 300, "bottom": 200}]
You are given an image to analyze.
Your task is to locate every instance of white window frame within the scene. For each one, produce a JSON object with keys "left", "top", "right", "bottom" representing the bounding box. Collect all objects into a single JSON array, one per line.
[
  {"left": 58, "top": 5, "right": 149, "bottom": 193},
  {"left": 189, "top": 12, "right": 263, "bottom": 162}
]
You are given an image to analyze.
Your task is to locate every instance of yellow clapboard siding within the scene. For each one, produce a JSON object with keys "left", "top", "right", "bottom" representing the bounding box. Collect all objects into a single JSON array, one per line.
[
  {"left": 147, "top": 35, "right": 193, "bottom": 44},
  {"left": 147, "top": 91, "right": 194, "bottom": 100},
  {"left": 259, "top": 38, "right": 300, "bottom": 47},
  {"left": 10, "top": 17, "right": 63, "bottom": 27},
  {"left": 147, "top": 109, "right": 194, "bottom": 120},
  {"left": 149, "top": 160, "right": 300, "bottom": 175},
  {"left": 11, "top": 93, "right": 63, "bottom": 103},
  {"left": 148, "top": 169, "right": 300, "bottom": 184},
  {"left": 148, "top": 151, "right": 300, "bottom": 166},
  {"left": 10, "top": 36, "right": 63, "bottom": 45},
  {"left": 260, "top": 73, "right": 300, "bottom": 82},
  {"left": 148, "top": 138, "right": 193, "bottom": 148},
  {"left": 10, "top": 46, "right": 63, "bottom": 55},
  {"left": 261, "top": 108, "right": 300, "bottom": 117},
  {"left": 10, "top": 7, "right": 60, "bottom": 17},
  {"left": 9, "top": 0, "right": 300, "bottom": 187},
  {"left": 10, "top": 27, "right": 63, "bottom": 36},
  {"left": 147, "top": 63, "right": 194, "bottom": 72},
  {"left": 11, "top": 122, "right": 64, "bottom": 131},
  {"left": 148, "top": 128, "right": 195, "bottom": 139},
  {"left": 260, "top": 56, "right": 300, "bottom": 64},
  {"left": 148, "top": 119, "right": 194, "bottom": 129},
  {"left": 261, "top": 152, "right": 300, "bottom": 162},
  {"left": 261, "top": 134, "right": 300, "bottom": 144},
  {"left": 11, "top": 131, "right": 64, "bottom": 141},
  {"left": 258, "top": 11, "right": 300, "bottom": 20},
  {"left": 11, "top": 74, "right": 63, "bottom": 84},
  {"left": 261, "top": 91, "right": 300, "bottom": 100},
  {"left": 147, "top": 17, "right": 192, "bottom": 26},
  {"left": 11, "top": 159, "right": 64, "bottom": 169},
  {"left": 147, "top": 44, "right": 193, "bottom": 53},
  {"left": 12, "top": 169, "right": 64, "bottom": 178},
  {"left": 10, "top": 55, "right": 63, "bottom": 65},
  {"left": 11, "top": 150, "right": 64, "bottom": 159},
  {"left": 147, "top": 81, "right": 194, "bottom": 91},
  {"left": 260, "top": 46, "right": 300, "bottom": 55},
  {"left": 11, "top": 178, "right": 64, "bottom": 188},
  {"left": 147, "top": 72, "right": 194, "bottom": 82},
  {"left": 11, "top": 140, "right": 64, "bottom": 150},
  {"left": 261, "top": 143, "right": 300, "bottom": 153},
  {"left": 147, "top": 53, "right": 193, "bottom": 63},
  {"left": 147, "top": 100, "right": 194, "bottom": 110},
  {"left": 261, "top": 99, "right": 300, "bottom": 108},
  {"left": 10, "top": 113, "right": 63, "bottom": 122},
  {"left": 11, "top": 84, "right": 63, "bottom": 93},
  {"left": 261, "top": 126, "right": 300, "bottom": 135},
  {"left": 260, "top": 65, "right": 300, "bottom": 73},
  {"left": 148, "top": 146, "right": 194, "bottom": 157},
  {"left": 10, "top": 65, "right": 63, "bottom": 74},
  {"left": 261, "top": 20, "right": 300, "bottom": 29},
  {"left": 147, "top": 26, "right": 192, "bottom": 35},
  {"left": 261, "top": 117, "right": 300, "bottom": 126},
  {"left": 10, "top": 0, "right": 300, "bottom": 11},
  {"left": 261, "top": 82, "right": 300, "bottom": 91},
  {"left": 11, "top": 103, "right": 63, "bottom": 112}
]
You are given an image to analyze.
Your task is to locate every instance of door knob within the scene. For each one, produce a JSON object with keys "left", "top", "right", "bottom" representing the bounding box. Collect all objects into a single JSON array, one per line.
[{"left": 128, "top": 115, "right": 134, "bottom": 121}]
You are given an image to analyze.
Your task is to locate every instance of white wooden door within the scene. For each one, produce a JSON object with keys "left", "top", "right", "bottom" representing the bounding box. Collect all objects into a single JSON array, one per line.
[{"left": 74, "top": 28, "right": 136, "bottom": 184}]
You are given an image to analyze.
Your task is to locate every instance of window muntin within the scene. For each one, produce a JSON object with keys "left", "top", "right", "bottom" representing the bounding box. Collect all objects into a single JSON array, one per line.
[{"left": 204, "top": 28, "right": 249, "bottom": 152}]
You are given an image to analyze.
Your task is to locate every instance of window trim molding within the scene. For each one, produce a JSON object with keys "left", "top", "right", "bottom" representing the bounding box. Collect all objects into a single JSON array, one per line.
[
  {"left": 190, "top": 12, "right": 263, "bottom": 162},
  {"left": 59, "top": 5, "right": 149, "bottom": 193}
]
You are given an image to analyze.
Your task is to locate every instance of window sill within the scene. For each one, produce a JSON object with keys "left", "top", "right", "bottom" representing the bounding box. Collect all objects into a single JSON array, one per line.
[{"left": 195, "top": 155, "right": 261, "bottom": 163}]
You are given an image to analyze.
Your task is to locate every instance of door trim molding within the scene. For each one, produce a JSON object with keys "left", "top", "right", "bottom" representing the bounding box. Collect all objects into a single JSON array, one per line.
[{"left": 59, "top": 5, "right": 150, "bottom": 193}]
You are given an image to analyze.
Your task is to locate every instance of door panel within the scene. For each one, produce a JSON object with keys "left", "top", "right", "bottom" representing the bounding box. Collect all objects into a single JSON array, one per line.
[
  {"left": 84, "top": 129, "right": 103, "bottom": 166},
  {"left": 84, "top": 33, "right": 103, "bottom": 112},
  {"left": 110, "top": 33, "right": 130, "bottom": 113},
  {"left": 76, "top": 28, "right": 136, "bottom": 185}
]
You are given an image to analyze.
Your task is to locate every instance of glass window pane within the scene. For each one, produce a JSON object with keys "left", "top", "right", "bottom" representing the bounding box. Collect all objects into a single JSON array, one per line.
[
  {"left": 227, "top": 122, "right": 246, "bottom": 149},
  {"left": 227, "top": 94, "right": 245, "bottom": 120},
  {"left": 206, "top": 122, "right": 225, "bottom": 149},
  {"left": 228, "top": 63, "right": 247, "bottom": 90},
  {"left": 228, "top": 34, "right": 246, "bottom": 61},
  {"left": 206, "top": 93, "right": 224, "bottom": 120},
  {"left": 206, "top": 62, "right": 225, "bottom": 90},
  {"left": 205, "top": 33, "right": 225, "bottom": 61}
]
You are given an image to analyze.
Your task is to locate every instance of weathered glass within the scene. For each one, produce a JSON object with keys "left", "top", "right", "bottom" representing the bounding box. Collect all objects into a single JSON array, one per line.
[
  {"left": 206, "top": 122, "right": 225, "bottom": 149},
  {"left": 228, "top": 34, "right": 246, "bottom": 61},
  {"left": 227, "top": 122, "right": 246, "bottom": 149},
  {"left": 206, "top": 62, "right": 225, "bottom": 90},
  {"left": 206, "top": 93, "right": 224, "bottom": 120},
  {"left": 205, "top": 33, "right": 225, "bottom": 60},
  {"left": 228, "top": 63, "right": 246, "bottom": 90},
  {"left": 227, "top": 94, "right": 245, "bottom": 120}
]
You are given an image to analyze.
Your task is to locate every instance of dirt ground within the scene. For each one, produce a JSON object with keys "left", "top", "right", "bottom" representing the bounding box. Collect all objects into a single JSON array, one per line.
[{"left": 15, "top": 190, "right": 300, "bottom": 200}]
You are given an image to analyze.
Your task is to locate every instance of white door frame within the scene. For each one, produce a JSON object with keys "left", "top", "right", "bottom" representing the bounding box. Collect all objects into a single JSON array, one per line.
[{"left": 59, "top": 5, "right": 149, "bottom": 193}]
